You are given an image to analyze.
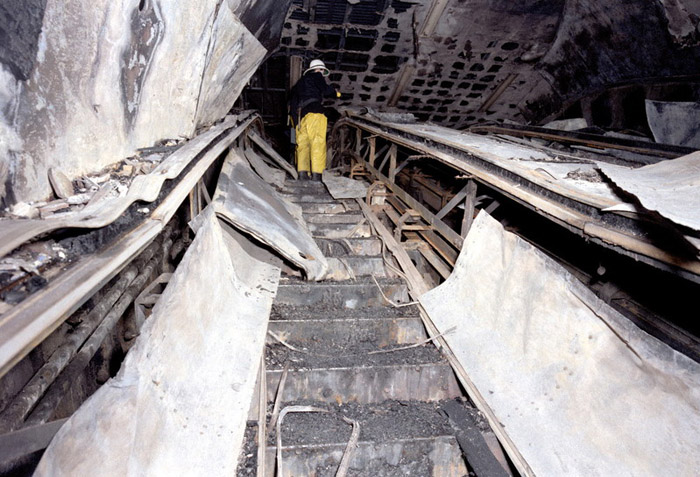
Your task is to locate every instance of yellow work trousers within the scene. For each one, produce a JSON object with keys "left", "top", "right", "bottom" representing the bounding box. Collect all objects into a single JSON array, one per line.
[{"left": 295, "top": 113, "right": 327, "bottom": 174}]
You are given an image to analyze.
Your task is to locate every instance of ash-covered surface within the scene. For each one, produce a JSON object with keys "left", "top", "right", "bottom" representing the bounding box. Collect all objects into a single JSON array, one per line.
[
  {"left": 56, "top": 200, "right": 149, "bottom": 257},
  {"left": 269, "top": 317, "right": 423, "bottom": 350},
  {"left": 55, "top": 156, "right": 184, "bottom": 257},
  {"left": 270, "top": 303, "right": 420, "bottom": 320},
  {"left": 280, "top": 275, "right": 404, "bottom": 286},
  {"left": 0, "top": 240, "right": 68, "bottom": 305},
  {"left": 274, "top": 400, "right": 461, "bottom": 446},
  {"left": 236, "top": 423, "right": 258, "bottom": 476},
  {"left": 0, "top": 152, "right": 187, "bottom": 309},
  {"left": 265, "top": 342, "right": 446, "bottom": 369},
  {"left": 565, "top": 168, "right": 605, "bottom": 183},
  {"left": 315, "top": 238, "right": 380, "bottom": 257},
  {"left": 264, "top": 399, "right": 480, "bottom": 476}
]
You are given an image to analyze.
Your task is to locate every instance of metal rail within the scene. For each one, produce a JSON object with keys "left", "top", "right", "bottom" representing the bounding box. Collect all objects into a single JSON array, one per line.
[
  {"left": 468, "top": 123, "right": 695, "bottom": 160},
  {"left": 333, "top": 116, "right": 700, "bottom": 283},
  {"left": 0, "top": 114, "right": 258, "bottom": 379}
]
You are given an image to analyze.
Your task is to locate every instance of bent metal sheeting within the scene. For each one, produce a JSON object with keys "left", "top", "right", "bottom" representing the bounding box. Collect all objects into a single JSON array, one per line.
[
  {"left": 36, "top": 209, "right": 281, "bottom": 475},
  {"left": 213, "top": 149, "right": 329, "bottom": 281},
  {"left": 599, "top": 151, "right": 700, "bottom": 233},
  {"left": 420, "top": 211, "right": 700, "bottom": 476}
]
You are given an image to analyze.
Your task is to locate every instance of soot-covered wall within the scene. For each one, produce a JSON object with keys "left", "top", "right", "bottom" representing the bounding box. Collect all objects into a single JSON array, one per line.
[{"left": 0, "top": 0, "right": 290, "bottom": 208}]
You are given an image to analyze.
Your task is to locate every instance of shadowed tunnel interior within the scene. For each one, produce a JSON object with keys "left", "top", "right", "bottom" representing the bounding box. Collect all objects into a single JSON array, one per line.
[{"left": 0, "top": 1, "right": 699, "bottom": 475}]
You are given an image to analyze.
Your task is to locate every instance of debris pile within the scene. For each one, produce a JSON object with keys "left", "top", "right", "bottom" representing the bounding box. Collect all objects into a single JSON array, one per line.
[
  {"left": 0, "top": 241, "right": 69, "bottom": 310},
  {"left": 3, "top": 141, "right": 182, "bottom": 220}
]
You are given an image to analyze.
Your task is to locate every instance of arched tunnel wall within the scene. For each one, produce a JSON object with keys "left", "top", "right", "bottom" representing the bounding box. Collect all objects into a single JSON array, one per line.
[
  {"left": 0, "top": 0, "right": 291, "bottom": 208},
  {"left": 1, "top": 0, "right": 699, "bottom": 208}
]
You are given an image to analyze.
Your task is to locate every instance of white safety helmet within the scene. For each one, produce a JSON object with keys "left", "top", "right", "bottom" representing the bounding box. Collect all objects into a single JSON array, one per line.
[{"left": 304, "top": 59, "right": 330, "bottom": 77}]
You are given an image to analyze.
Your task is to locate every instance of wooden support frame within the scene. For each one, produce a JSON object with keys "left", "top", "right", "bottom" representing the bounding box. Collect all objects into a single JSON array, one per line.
[
  {"left": 395, "top": 210, "right": 430, "bottom": 243},
  {"left": 337, "top": 118, "right": 700, "bottom": 281},
  {"left": 385, "top": 195, "right": 458, "bottom": 267},
  {"left": 364, "top": 161, "right": 464, "bottom": 250},
  {"left": 377, "top": 144, "right": 396, "bottom": 173},
  {"left": 436, "top": 182, "right": 471, "bottom": 220},
  {"left": 388, "top": 146, "right": 398, "bottom": 183}
]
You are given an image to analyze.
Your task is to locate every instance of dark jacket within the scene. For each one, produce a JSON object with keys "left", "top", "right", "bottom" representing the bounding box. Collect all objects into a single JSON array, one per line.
[{"left": 289, "top": 71, "right": 337, "bottom": 125}]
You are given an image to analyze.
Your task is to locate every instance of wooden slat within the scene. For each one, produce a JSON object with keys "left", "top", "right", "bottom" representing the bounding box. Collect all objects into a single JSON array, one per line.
[
  {"left": 365, "top": 162, "right": 464, "bottom": 250},
  {"left": 461, "top": 179, "right": 477, "bottom": 238},
  {"left": 387, "top": 195, "right": 458, "bottom": 266},
  {"left": 0, "top": 419, "right": 68, "bottom": 464},
  {"left": 248, "top": 129, "right": 298, "bottom": 179},
  {"left": 417, "top": 245, "right": 452, "bottom": 280},
  {"left": 436, "top": 183, "right": 470, "bottom": 220}
]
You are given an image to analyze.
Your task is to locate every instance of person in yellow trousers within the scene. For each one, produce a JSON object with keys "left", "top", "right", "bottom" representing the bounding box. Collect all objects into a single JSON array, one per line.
[{"left": 289, "top": 59, "right": 340, "bottom": 180}]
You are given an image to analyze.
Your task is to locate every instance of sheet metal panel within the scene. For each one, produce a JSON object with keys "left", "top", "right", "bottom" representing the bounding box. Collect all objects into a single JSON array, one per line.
[
  {"left": 420, "top": 211, "right": 700, "bottom": 476},
  {"left": 213, "top": 149, "right": 328, "bottom": 280},
  {"left": 36, "top": 209, "right": 280, "bottom": 475},
  {"left": 600, "top": 151, "right": 700, "bottom": 233}
]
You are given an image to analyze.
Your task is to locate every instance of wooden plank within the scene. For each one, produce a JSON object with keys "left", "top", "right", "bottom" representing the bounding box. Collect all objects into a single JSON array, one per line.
[
  {"left": 388, "top": 63, "right": 416, "bottom": 107},
  {"left": 441, "top": 400, "right": 511, "bottom": 477},
  {"left": 378, "top": 144, "right": 396, "bottom": 173},
  {"left": 0, "top": 419, "right": 67, "bottom": 464},
  {"left": 436, "top": 183, "right": 470, "bottom": 220},
  {"left": 418, "top": 230, "right": 458, "bottom": 266},
  {"left": 417, "top": 245, "right": 452, "bottom": 280},
  {"left": 365, "top": 161, "right": 464, "bottom": 250},
  {"left": 248, "top": 129, "right": 298, "bottom": 179},
  {"left": 388, "top": 146, "right": 398, "bottom": 183},
  {"left": 461, "top": 179, "right": 477, "bottom": 238},
  {"left": 420, "top": 0, "right": 450, "bottom": 36},
  {"left": 478, "top": 74, "right": 517, "bottom": 113}
]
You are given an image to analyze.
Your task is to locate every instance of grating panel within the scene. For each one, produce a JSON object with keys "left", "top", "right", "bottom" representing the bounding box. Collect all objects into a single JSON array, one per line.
[
  {"left": 314, "top": 0, "right": 348, "bottom": 25},
  {"left": 348, "top": 0, "right": 387, "bottom": 26}
]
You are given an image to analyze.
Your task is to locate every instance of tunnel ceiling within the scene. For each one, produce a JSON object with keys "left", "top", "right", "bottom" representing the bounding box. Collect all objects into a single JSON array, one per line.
[{"left": 248, "top": 0, "right": 700, "bottom": 129}]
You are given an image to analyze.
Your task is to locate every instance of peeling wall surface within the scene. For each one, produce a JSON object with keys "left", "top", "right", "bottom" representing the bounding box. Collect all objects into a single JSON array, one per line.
[{"left": 0, "top": 0, "right": 277, "bottom": 206}]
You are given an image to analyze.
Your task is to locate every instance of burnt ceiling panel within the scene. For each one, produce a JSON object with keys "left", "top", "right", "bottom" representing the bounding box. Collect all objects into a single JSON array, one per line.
[{"left": 244, "top": 0, "right": 700, "bottom": 131}]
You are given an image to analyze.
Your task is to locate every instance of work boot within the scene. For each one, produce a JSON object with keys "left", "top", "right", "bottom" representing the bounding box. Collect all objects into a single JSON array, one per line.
[
  {"left": 312, "top": 172, "right": 322, "bottom": 182},
  {"left": 298, "top": 171, "right": 310, "bottom": 180}
]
